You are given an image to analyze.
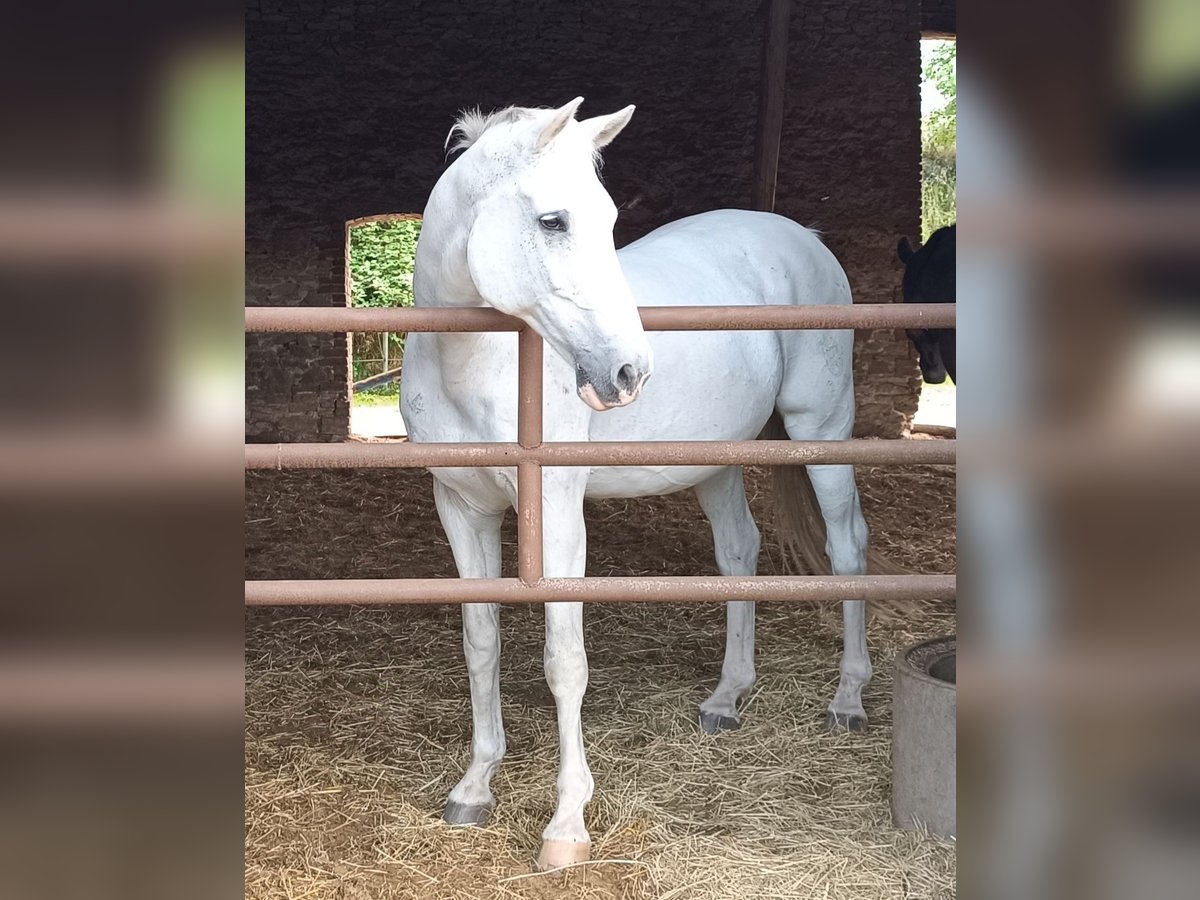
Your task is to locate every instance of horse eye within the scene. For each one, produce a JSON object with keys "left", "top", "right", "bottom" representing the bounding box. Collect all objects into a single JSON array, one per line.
[{"left": 538, "top": 212, "right": 567, "bottom": 232}]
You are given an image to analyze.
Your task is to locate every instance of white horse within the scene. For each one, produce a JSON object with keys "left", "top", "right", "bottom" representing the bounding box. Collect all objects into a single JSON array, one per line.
[{"left": 402, "top": 98, "right": 873, "bottom": 870}]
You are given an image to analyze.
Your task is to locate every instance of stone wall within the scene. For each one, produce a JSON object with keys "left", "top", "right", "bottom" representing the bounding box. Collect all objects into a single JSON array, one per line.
[
  {"left": 775, "top": 0, "right": 923, "bottom": 436},
  {"left": 921, "top": 0, "right": 956, "bottom": 36},
  {"left": 246, "top": 0, "right": 922, "bottom": 441}
]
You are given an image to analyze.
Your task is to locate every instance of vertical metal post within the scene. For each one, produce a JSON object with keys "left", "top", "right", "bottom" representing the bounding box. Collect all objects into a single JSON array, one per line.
[
  {"left": 751, "top": 0, "right": 792, "bottom": 212},
  {"left": 517, "top": 326, "right": 544, "bottom": 584}
]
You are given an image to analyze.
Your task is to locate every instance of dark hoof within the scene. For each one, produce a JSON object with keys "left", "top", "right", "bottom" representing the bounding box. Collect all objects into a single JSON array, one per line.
[
  {"left": 443, "top": 800, "right": 493, "bottom": 826},
  {"left": 699, "top": 710, "right": 741, "bottom": 734},
  {"left": 825, "top": 711, "right": 868, "bottom": 733}
]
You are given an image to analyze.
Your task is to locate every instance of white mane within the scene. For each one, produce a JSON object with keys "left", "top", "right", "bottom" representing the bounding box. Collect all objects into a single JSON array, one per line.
[
  {"left": 444, "top": 104, "right": 603, "bottom": 169},
  {"left": 445, "top": 106, "right": 537, "bottom": 155}
]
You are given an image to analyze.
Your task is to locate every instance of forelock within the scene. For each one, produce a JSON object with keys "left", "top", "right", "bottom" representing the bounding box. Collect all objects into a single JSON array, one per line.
[
  {"left": 445, "top": 106, "right": 537, "bottom": 155},
  {"left": 444, "top": 104, "right": 605, "bottom": 171}
]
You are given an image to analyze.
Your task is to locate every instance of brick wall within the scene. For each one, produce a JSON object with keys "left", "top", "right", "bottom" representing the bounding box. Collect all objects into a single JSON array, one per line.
[{"left": 246, "top": 0, "right": 922, "bottom": 441}]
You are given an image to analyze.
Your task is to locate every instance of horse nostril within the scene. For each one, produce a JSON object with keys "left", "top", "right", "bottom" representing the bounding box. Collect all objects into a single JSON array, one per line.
[{"left": 615, "top": 364, "right": 638, "bottom": 394}]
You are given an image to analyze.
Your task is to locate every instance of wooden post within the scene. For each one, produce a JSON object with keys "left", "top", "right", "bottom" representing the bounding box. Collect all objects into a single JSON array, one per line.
[{"left": 751, "top": 0, "right": 792, "bottom": 212}]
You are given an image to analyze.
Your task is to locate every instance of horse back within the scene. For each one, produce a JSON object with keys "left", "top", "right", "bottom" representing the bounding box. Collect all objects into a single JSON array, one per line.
[{"left": 618, "top": 209, "right": 851, "bottom": 310}]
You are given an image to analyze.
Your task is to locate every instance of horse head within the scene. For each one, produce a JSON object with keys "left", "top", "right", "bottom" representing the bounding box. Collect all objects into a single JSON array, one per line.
[
  {"left": 446, "top": 98, "right": 653, "bottom": 410},
  {"left": 897, "top": 229, "right": 955, "bottom": 385}
]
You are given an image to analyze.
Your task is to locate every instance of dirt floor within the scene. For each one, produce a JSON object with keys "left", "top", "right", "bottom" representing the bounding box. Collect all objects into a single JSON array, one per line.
[{"left": 246, "top": 448, "right": 956, "bottom": 899}]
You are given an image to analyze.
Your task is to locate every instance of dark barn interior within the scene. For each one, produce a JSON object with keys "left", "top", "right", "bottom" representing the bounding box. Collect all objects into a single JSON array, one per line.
[{"left": 246, "top": 0, "right": 934, "bottom": 443}]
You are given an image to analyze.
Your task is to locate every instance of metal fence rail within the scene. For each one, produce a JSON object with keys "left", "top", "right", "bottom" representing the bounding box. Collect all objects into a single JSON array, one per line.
[
  {"left": 245, "top": 303, "right": 956, "bottom": 605},
  {"left": 246, "top": 303, "right": 955, "bottom": 334}
]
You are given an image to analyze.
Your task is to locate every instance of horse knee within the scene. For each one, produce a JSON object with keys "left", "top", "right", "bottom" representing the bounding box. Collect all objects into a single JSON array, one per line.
[
  {"left": 462, "top": 609, "right": 500, "bottom": 676},
  {"left": 544, "top": 650, "right": 588, "bottom": 698}
]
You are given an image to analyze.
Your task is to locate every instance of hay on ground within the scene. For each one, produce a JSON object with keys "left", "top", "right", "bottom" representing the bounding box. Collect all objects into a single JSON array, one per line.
[{"left": 246, "top": 461, "right": 956, "bottom": 899}]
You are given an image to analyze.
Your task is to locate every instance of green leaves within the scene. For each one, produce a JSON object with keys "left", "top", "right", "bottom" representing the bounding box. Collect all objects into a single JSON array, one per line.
[
  {"left": 921, "top": 42, "right": 956, "bottom": 240},
  {"left": 923, "top": 42, "right": 957, "bottom": 133},
  {"left": 348, "top": 218, "right": 422, "bottom": 383},
  {"left": 348, "top": 218, "right": 422, "bottom": 310}
]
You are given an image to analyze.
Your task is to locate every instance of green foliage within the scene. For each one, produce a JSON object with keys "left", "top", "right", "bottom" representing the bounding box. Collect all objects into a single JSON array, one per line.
[
  {"left": 921, "top": 42, "right": 956, "bottom": 240},
  {"left": 354, "top": 383, "right": 401, "bottom": 405},
  {"left": 921, "top": 145, "right": 956, "bottom": 240},
  {"left": 348, "top": 218, "right": 421, "bottom": 309},
  {"left": 923, "top": 43, "right": 956, "bottom": 135},
  {"left": 348, "top": 218, "right": 421, "bottom": 382}
]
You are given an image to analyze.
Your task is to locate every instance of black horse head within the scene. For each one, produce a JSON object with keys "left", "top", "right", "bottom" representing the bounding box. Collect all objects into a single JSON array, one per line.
[{"left": 897, "top": 224, "right": 956, "bottom": 384}]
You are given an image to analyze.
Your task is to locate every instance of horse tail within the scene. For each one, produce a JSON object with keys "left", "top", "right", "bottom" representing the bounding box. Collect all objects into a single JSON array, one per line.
[
  {"left": 764, "top": 414, "right": 832, "bottom": 577},
  {"left": 764, "top": 415, "right": 909, "bottom": 621}
]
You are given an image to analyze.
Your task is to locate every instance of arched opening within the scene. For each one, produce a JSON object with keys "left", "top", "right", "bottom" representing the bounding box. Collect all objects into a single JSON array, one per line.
[
  {"left": 913, "top": 36, "right": 956, "bottom": 431},
  {"left": 345, "top": 214, "right": 421, "bottom": 438}
]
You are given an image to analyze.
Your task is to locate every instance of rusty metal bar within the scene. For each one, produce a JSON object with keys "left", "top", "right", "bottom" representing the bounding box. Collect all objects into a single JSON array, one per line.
[
  {"left": 245, "top": 574, "right": 956, "bottom": 606},
  {"left": 352, "top": 364, "right": 404, "bottom": 393},
  {"left": 245, "top": 298, "right": 958, "bottom": 609},
  {"left": 245, "top": 303, "right": 956, "bottom": 333},
  {"left": 641, "top": 305, "right": 954, "bottom": 330},
  {"left": 246, "top": 305, "right": 516, "bottom": 333},
  {"left": 246, "top": 438, "right": 956, "bottom": 470},
  {"left": 0, "top": 196, "right": 243, "bottom": 262},
  {"left": 537, "top": 440, "right": 955, "bottom": 466},
  {"left": 517, "top": 327, "right": 544, "bottom": 584},
  {"left": 245, "top": 441, "right": 509, "bottom": 469}
]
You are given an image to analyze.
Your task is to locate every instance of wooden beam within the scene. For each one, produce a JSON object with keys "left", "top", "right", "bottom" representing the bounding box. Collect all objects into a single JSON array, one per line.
[{"left": 751, "top": 0, "right": 792, "bottom": 211}]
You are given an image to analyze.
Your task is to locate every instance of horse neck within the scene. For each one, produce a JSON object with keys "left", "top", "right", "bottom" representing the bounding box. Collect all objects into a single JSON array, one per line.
[{"left": 414, "top": 163, "right": 486, "bottom": 309}]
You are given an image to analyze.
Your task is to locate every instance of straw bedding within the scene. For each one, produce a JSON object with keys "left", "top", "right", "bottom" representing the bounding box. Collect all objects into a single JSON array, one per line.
[{"left": 246, "top": 451, "right": 956, "bottom": 899}]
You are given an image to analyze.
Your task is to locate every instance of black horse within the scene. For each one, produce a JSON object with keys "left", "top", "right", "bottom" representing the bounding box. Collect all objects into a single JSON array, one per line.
[{"left": 897, "top": 224, "right": 955, "bottom": 384}]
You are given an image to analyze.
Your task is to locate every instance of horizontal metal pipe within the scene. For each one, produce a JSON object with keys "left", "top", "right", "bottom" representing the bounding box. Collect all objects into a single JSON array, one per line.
[
  {"left": 245, "top": 303, "right": 956, "bottom": 333},
  {"left": 246, "top": 306, "right": 516, "bottom": 333},
  {"left": 537, "top": 440, "right": 955, "bottom": 466},
  {"left": 246, "top": 439, "right": 957, "bottom": 470},
  {"left": 245, "top": 574, "right": 957, "bottom": 606},
  {"left": 639, "top": 304, "right": 955, "bottom": 330},
  {"left": 245, "top": 441, "right": 514, "bottom": 469},
  {"left": 352, "top": 365, "right": 403, "bottom": 393}
]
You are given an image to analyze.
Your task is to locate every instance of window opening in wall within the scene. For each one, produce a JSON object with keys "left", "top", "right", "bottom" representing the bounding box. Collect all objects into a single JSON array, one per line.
[
  {"left": 913, "top": 37, "right": 956, "bottom": 428},
  {"left": 920, "top": 38, "right": 956, "bottom": 240},
  {"left": 346, "top": 214, "right": 421, "bottom": 438}
]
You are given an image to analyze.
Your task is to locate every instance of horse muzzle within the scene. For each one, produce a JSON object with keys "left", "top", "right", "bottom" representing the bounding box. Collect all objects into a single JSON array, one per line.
[{"left": 576, "top": 358, "right": 652, "bottom": 411}]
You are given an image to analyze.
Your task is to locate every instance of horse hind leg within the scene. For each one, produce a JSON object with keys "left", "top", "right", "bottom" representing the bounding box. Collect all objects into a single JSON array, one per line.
[
  {"left": 433, "top": 480, "right": 506, "bottom": 826},
  {"left": 694, "top": 466, "right": 761, "bottom": 734},
  {"left": 796, "top": 460, "right": 873, "bottom": 732},
  {"left": 776, "top": 330, "right": 872, "bottom": 729}
]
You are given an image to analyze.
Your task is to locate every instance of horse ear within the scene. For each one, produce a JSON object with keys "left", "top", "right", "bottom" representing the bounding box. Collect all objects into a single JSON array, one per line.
[
  {"left": 580, "top": 105, "right": 636, "bottom": 149},
  {"left": 536, "top": 97, "right": 585, "bottom": 150},
  {"left": 897, "top": 236, "right": 916, "bottom": 264}
]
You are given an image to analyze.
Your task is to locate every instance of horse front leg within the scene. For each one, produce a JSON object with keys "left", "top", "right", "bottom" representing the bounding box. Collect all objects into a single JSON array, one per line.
[
  {"left": 433, "top": 480, "right": 506, "bottom": 826},
  {"left": 536, "top": 472, "right": 593, "bottom": 871}
]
